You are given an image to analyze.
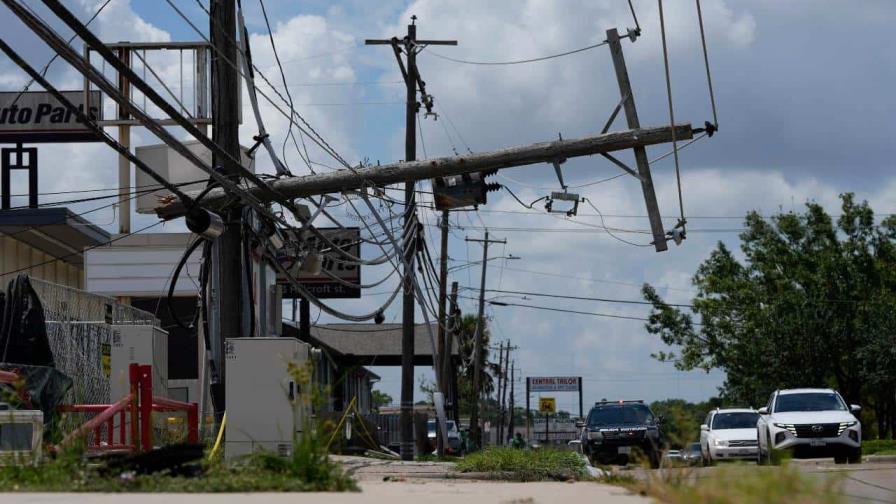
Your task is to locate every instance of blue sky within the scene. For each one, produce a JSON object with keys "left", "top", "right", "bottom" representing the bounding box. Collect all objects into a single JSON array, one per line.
[{"left": 1, "top": 1, "right": 894, "bottom": 413}]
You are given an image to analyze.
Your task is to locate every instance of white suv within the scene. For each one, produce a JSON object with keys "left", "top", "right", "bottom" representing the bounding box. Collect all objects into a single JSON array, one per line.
[
  {"left": 700, "top": 408, "right": 759, "bottom": 464},
  {"left": 756, "top": 388, "right": 861, "bottom": 465}
]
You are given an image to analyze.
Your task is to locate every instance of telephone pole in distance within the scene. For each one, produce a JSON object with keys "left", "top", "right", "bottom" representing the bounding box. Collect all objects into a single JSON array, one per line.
[{"left": 366, "top": 16, "right": 456, "bottom": 461}]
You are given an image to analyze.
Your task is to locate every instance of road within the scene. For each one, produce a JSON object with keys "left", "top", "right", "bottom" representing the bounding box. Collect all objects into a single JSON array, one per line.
[{"left": 0, "top": 481, "right": 651, "bottom": 504}]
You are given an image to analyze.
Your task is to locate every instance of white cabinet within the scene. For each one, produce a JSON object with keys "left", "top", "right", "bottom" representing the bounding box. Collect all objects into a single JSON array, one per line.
[
  {"left": 225, "top": 337, "right": 310, "bottom": 459},
  {"left": 110, "top": 324, "right": 168, "bottom": 402}
]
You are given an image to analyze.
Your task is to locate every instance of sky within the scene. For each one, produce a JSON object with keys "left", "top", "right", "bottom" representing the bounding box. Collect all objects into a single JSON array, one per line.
[{"left": 1, "top": 0, "right": 894, "bottom": 414}]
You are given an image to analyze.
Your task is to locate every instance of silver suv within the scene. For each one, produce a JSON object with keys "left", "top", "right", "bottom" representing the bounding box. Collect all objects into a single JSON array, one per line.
[{"left": 756, "top": 388, "right": 861, "bottom": 464}]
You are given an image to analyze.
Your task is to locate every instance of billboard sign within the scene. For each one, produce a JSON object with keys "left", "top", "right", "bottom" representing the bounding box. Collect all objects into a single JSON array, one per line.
[
  {"left": 0, "top": 91, "right": 103, "bottom": 143},
  {"left": 528, "top": 376, "right": 581, "bottom": 393},
  {"left": 276, "top": 227, "right": 361, "bottom": 299}
]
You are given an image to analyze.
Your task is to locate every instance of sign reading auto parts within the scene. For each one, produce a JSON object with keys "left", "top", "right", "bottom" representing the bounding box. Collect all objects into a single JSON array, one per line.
[{"left": 0, "top": 91, "right": 102, "bottom": 143}]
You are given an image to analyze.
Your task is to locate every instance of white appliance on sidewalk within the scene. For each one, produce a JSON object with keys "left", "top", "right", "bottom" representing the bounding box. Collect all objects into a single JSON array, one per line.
[{"left": 225, "top": 337, "right": 311, "bottom": 459}]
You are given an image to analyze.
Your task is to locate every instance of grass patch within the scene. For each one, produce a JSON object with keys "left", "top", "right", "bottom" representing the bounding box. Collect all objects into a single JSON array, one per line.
[
  {"left": 632, "top": 463, "right": 843, "bottom": 504},
  {"left": 0, "top": 446, "right": 356, "bottom": 492},
  {"left": 863, "top": 439, "right": 896, "bottom": 456},
  {"left": 455, "top": 448, "right": 587, "bottom": 481}
]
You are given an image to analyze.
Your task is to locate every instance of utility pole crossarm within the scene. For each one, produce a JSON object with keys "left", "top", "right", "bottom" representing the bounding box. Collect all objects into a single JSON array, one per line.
[{"left": 157, "top": 124, "right": 693, "bottom": 218}]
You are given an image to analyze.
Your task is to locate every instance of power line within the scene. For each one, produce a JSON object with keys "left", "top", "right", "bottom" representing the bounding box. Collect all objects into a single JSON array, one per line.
[
  {"left": 6, "top": 0, "right": 112, "bottom": 109},
  {"left": 469, "top": 288, "right": 695, "bottom": 308},
  {"left": 482, "top": 299, "right": 652, "bottom": 322},
  {"left": 427, "top": 40, "right": 609, "bottom": 66}
]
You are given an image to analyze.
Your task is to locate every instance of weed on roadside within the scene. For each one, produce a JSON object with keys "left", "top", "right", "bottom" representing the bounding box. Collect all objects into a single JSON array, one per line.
[
  {"left": 630, "top": 462, "right": 844, "bottom": 504},
  {"left": 456, "top": 448, "right": 587, "bottom": 481}
]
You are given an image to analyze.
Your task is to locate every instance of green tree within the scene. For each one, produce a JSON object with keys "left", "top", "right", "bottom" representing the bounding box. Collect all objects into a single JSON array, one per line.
[
  {"left": 455, "top": 314, "right": 503, "bottom": 418},
  {"left": 643, "top": 194, "right": 896, "bottom": 438},
  {"left": 371, "top": 389, "right": 393, "bottom": 411}
]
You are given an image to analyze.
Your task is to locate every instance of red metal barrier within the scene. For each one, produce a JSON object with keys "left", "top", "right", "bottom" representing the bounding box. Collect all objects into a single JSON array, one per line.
[{"left": 56, "top": 363, "right": 199, "bottom": 453}]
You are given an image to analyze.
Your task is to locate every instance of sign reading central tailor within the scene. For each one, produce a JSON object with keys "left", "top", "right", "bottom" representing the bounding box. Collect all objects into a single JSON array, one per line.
[
  {"left": 0, "top": 91, "right": 103, "bottom": 143},
  {"left": 276, "top": 227, "right": 361, "bottom": 299},
  {"left": 528, "top": 376, "right": 581, "bottom": 392}
]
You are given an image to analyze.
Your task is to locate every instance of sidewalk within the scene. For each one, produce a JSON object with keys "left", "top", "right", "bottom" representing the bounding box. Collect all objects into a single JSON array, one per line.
[{"left": 0, "top": 482, "right": 653, "bottom": 504}]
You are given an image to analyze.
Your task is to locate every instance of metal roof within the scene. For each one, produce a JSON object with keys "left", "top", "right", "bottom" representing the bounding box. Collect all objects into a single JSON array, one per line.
[{"left": 283, "top": 322, "right": 458, "bottom": 366}]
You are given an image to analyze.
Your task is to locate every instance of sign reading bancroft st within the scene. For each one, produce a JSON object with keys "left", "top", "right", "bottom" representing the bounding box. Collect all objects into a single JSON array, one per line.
[
  {"left": 276, "top": 227, "right": 361, "bottom": 299},
  {"left": 528, "top": 376, "right": 581, "bottom": 392},
  {"left": 0, "top": 91, "right": 103, "bottom": 143}
]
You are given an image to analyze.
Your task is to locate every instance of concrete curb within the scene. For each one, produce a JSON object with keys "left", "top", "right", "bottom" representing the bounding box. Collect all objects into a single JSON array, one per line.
[{"left": 863, "top": 455, "right": 896, "bottom": 464}]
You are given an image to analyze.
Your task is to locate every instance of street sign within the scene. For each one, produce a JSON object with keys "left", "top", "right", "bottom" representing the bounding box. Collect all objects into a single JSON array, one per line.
[
  {"left": 0, "top": 91, "right": 103, "bottom": 143},
  {"left": 275, "top": 227, "right": 361, "bottom": 299},
  {"left": 539, "top": 397, "right": 556, "bottom": 414},
  {"left": 528, "top": 376, "right": 580, "bottom": 392}
]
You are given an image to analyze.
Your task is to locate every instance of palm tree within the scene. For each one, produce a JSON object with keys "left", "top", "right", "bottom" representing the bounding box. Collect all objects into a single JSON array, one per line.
[{"left": 456, "top": 314, "right": 503, "bottom": 417}]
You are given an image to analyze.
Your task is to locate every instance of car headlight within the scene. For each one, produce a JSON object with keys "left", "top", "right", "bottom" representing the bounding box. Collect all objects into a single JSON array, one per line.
[
  {"left": 713, "top": 439, "right": 728, "bottom": 447},
  {"left": 587, "top": 430, "right": 603, "bottom": 441},
  {"left": 774, "top": 423, "right": 797, "bottom": 434}
]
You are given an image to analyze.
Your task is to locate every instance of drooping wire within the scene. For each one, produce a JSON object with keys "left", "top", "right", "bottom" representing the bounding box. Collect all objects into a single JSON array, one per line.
[
  {"left": 426, "top": 40, "right": 609, "bottom": 66},
  {"left": 657, "top": 0, "right": 686, "bottom": 225},
  {"left": 695, "top": 0, "right": 719, "bottom": 128}
]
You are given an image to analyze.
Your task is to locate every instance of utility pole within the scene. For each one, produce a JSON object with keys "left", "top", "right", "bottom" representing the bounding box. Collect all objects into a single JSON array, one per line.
[
  {"left": 208, "top": 0, "right": 243, "bottom": 422},
  {"left": 366, "top": 17, "right": 456, "bottom": 461},
  {"left": 508, "top": 360, "right": 515, "bottom": 443},
  {"left": 499, "top": 341, "right": 512, "bottom": 445},
  {"left": 435, "top": 210, "right": 450, "bottom": 455},
  {"left": 606, "top": 27, "right": 668, "bottom": 252},
  {"left": 465, "top": 232, "right": 506, "bottom": 448},
  {"left": 447, "top": 281, "right": 460, "bottom": 423},
  {"left": 495, "top": 341, "right": 505, "bottom": 445}
]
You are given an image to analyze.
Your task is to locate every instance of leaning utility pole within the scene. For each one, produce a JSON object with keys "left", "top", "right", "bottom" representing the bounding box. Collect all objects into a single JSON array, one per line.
[
  {"left": 208, "top": 0, "right": 243, "bottom": 423},
  {"left": 366, "top": 17, "right": 457, "bottom": 461},
  {"left": 466, "top": 232, "right": 506, "bottom": 448},
  {"left": 495, "top": 341, "right": 506, "bottom": 445}
]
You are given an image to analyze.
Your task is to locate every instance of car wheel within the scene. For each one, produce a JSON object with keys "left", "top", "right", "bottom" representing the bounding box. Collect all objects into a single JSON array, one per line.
[{"left": 847, "top": 446, "right": 862, "bottom": 464}]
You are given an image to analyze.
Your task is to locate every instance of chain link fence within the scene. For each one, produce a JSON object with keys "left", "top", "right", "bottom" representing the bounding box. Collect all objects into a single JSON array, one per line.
[{"left": 30, "top": 278, "right": 159, "bottom": 406}]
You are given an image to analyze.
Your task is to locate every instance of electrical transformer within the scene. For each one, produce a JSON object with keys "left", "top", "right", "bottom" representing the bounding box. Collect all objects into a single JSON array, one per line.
[{"left": 225, "top": 337, "right": 311, "bottom": 459}]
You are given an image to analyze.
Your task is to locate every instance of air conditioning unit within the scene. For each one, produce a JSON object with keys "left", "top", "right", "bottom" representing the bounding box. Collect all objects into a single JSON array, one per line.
[
  {"left": 0, "top": 407, "right": 43, "bottom": 464},
  {"left": 134, "top": 141, "right": 256, "bottom": 214},
  {"left": 225, "top": 337, "right": 310, "bottom": 459},
  {"left": 110, "top": 325, "right": 169, "bottom": 402}
]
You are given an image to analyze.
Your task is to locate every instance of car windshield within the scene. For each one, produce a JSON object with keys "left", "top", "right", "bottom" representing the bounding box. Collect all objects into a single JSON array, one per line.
[
  {"left": 587, "top": 404, "right": 653, "bottom": 426},
  {"left": 774, "top": 393, "right": 846, "bottom": 412},
  {"left": 427, "top": 420, "right": 457, "bottom": 433},
  {"left": 688, "top": 443, "right": 701, "bottom": 452},
  {"left": 711, "top": 412, "right": 759, "bottom": 429}
]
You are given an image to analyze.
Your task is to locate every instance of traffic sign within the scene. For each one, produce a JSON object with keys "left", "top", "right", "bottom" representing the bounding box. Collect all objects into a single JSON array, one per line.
[{"left": 539, "top": 397, "right": 556, "bottom": 414}]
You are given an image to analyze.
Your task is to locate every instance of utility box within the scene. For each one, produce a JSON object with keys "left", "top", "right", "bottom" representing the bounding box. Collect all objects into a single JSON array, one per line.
[
  {"left": 110, "top": 325, "right": 168, "bottom": 402},
  {"left": 225, "top": 337, "right": 310, "bottom": 459}
]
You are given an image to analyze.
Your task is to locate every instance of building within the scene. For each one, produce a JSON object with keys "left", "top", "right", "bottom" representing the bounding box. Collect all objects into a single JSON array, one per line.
[{"left": 0, "top": 207, "right": 108, "bottom": 289}]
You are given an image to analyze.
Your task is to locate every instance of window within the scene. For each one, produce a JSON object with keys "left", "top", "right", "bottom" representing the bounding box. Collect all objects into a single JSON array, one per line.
[
  {"left": 711, "top": 412, "right": 759, "bottom": 430},
  {"left": 774, "top": 393, "right": 847, "bottom": 413}
]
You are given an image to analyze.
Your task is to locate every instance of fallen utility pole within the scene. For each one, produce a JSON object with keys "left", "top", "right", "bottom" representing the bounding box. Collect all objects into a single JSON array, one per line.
[
  {"left": 466, "top": 232, "right": 506, "bottom": 449},
  {"left": 366, "top": 16, "right": 457, "bottom": 462},
  {"left": 157, "top": 124, "right": 693, "bottom": 219}
]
